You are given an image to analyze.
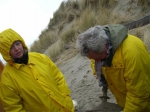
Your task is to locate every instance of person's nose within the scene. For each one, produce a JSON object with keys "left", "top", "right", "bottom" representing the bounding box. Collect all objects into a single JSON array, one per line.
[{"left": 13, "top": 45, "right": 19, "bottom": 51}]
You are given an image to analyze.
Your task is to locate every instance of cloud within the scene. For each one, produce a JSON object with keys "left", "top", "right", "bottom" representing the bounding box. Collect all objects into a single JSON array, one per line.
[{"left": 0, "top": 0, "right": 53, "bottom": 47}]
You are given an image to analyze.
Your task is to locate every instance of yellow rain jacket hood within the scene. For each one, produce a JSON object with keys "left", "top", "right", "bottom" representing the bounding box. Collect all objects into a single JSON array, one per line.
[
  {"left": 0, "top": 29, "right": 74, "bottom": 112},
  {"left": 0, "top": 28, "right": 28, "bottom": 63}
]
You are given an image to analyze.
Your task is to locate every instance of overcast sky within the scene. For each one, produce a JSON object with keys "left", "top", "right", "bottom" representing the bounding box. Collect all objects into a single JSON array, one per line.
[{"left": 0, "top": 0, "right": 65, "bottom": 63}]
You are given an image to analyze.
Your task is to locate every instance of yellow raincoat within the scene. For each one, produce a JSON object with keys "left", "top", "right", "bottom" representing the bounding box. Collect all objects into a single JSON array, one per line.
[
  {"left": 102, "top": 34, "right": 150, "bottom": 112},
  {"left": 90, "top": 24, "right": 150, "bottom": 111},
  {"left": 0, "top": 29, "right": 74, "bottom": 112}
]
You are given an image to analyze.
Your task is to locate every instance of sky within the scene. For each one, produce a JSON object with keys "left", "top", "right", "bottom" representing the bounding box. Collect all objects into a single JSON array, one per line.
[{"left": 0, "top": 0, "right": 65, "bottom": 63}]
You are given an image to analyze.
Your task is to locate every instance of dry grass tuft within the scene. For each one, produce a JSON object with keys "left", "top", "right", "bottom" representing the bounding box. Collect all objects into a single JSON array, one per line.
[
  {"left": 77, "top": 4, "right": 113, "bottom": 32},
  {"left": 137, "top": 0, "right": 149, "bottom": 8},
  {"left": 49, "top": 9, "right": 67, "bottom": 27},
  {"left": 67, "top": 12, "right": 75, "bottom": 23},
  {"left": 71, "top": 0, "right": 80, "bottom": 10},
  {"left": 30, "top": 40, "right": 41, "bottom": 52},
  {"left": 111, "top": 12, "right": 134, "bottom": 25},
  {"left": 48, "top": 40, "right": 65, "bottom": 62},
  {"left": 77, "top": 7, "right": 96, "bottom": 32},
  {"left": 60, "top": 24, "right": 78, "bottom": 43},
  {"left": 30, "top": 31, "right": 57, "bottom": 53},
  {"left": 94, "top": 6, "right": 112, "bottom": 25}
]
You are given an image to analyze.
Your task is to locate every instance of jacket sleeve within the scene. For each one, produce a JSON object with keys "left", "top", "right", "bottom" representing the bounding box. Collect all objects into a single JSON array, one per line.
[
  {"left": 0, "top": 74, "right": 27, "bottom": 112},
  {"left": 46, "top": 56, "right": 71, "bottom": 96},
  {"left": 123, "top": 48, "right": 150, "bottom": 112}
]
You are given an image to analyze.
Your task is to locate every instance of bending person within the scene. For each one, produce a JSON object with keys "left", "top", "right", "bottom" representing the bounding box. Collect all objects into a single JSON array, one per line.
[{"left": 76, "top": 24, "right": 150, "bottom": 112}]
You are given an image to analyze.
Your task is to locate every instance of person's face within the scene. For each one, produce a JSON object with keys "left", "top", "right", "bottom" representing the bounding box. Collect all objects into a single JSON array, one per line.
[
  {"left": 87, "top": 44, "right": 108, "bottom": 62},
  {"left": 10, "top": 41, "right": 24, "bottom": 59}
]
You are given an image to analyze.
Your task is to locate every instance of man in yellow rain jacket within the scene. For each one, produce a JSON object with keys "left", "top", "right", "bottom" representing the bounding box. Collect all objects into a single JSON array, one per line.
[
  {"left": 76, "top": 24, "right": 150, "bottom": 112},
  {"left": 0, "top": 29, "right": 74, "bottom": 112}
]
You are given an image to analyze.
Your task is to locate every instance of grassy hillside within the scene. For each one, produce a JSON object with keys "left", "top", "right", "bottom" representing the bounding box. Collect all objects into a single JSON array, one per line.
[{"left": 30, "top": 0, "right": 150, "bottom": 64}]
